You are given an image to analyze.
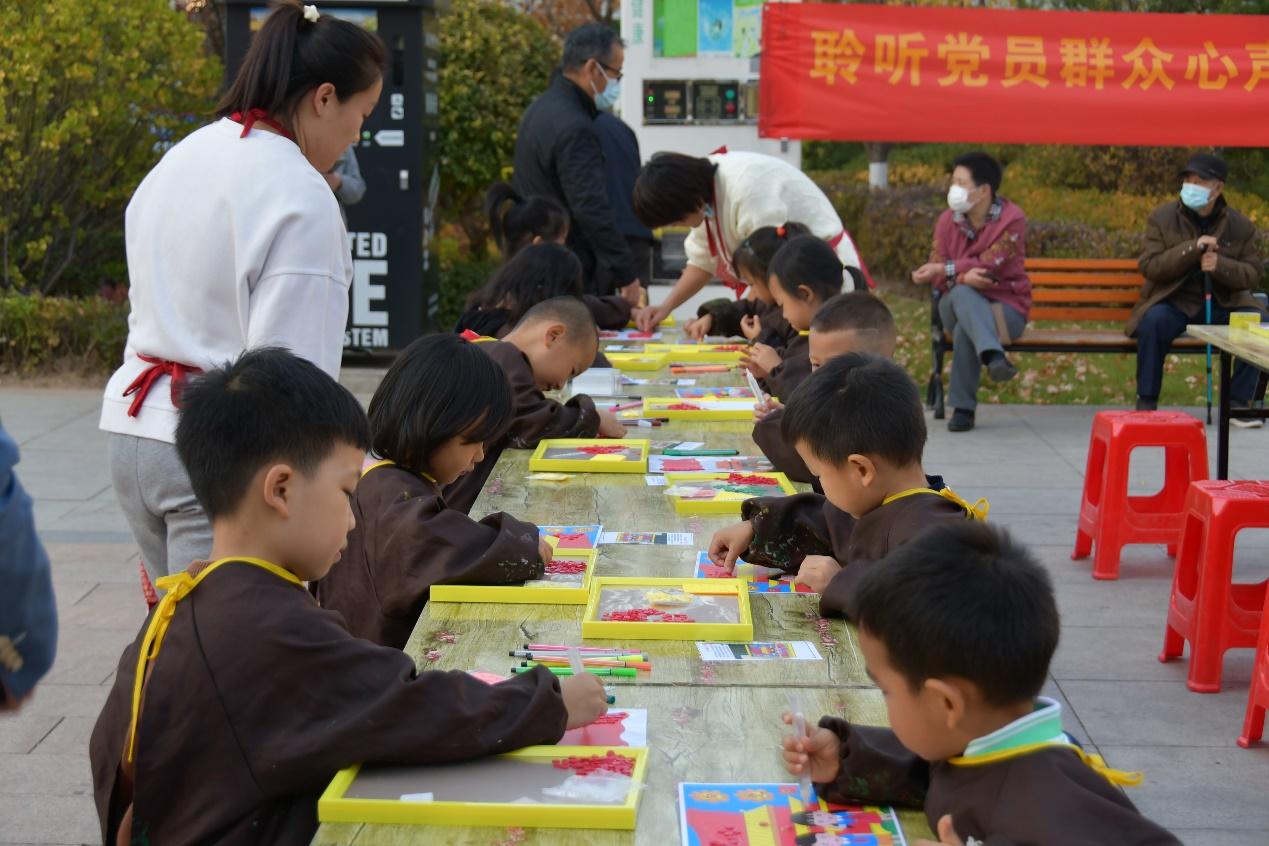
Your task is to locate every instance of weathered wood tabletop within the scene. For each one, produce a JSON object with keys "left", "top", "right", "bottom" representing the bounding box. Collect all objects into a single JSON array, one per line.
[{"left": 313, "top": 348, "right": 933, "bottom": 844}]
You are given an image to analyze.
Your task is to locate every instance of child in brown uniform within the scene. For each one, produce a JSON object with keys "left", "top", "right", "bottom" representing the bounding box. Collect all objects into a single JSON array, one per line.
[
  {"left": 445, "top": 296, "right": 625, "bottom": 511},
  {"left": 314, "top": 333, "right": 552, "bottom": 649},
  {"left": 709, "top": 354, "right": 985, "bottom": 617},
  {"left": 89, "top": 348, "right": 607, "bottom": 846},
  {"left": 752, "top": 291, "right": 897, "bottom": 488},
  {"left": 783, "top": 523, "right": 1179, "bottom": 846}
]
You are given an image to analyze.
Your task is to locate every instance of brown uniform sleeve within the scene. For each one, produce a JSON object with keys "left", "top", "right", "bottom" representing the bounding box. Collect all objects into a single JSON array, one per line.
[
  {"left": 763, "top": 350, "right": 812, "bottom": 402},
  {"left": 1213, "top": 216, "right": 1264, "bottom": 293},
  {"left": 751, "top": 407, "right": 815, "bottom": 484},
  {"left": 818, "top": 563, "right": 870, "bottom": 620},
  {"left": 696, "top": 298, "right": 758, "bottom": 337},
  {"left": 741, "top": 493, "right": 849, "bottom": 573},
  {"left": 815, "top": 717, "right": 929, "bottom": 808},
  {"left": 371, "top": 492, "right": 545, "bottom": 621},
  {"left": 491, "top": 344, "right": 601, "bottom": 447},
  {"left": 583, "top": 294, "right": 633, "bottom": 330}
]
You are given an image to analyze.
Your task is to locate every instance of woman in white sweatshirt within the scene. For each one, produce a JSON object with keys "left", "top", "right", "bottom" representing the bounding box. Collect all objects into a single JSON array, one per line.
[
  {"left": 100, "top": 1, "right": 385, "bottom": 580},
  {"left": 633, "top": 150, "right": 870, "bottom": 332}
]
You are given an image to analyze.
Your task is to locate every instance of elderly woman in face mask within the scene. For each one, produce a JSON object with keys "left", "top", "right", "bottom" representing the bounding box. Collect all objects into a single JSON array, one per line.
[{"left": 912, "top": 151, "right": 1032, "bottom": 433}]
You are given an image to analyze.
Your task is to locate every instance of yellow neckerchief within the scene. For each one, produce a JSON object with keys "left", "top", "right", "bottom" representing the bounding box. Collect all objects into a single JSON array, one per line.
[
  {"left": 127, "top": 556, "right": 301, "bottom": 762},
  {"left": 360, "top": 458, "right": 436, "bottom": 485},
  {"left": 882, "top": 486, "right": 990, "bottom": 521},
  {"left": 949, "top": 741, "right": 1144, "bottom": 788}
]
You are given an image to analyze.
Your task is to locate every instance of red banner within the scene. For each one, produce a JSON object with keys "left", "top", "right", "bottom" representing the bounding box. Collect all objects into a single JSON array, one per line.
[{"left": 759, "top": 3, "right": 1269, "bottom": 146}]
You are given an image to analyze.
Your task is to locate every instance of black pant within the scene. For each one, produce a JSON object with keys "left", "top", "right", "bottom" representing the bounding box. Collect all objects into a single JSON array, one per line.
[
  {"left": 1135, "top": 300, "right": 1262, "bottom": 402},
  {"left": 592, "top": 236, "right": 654, "bottom": 296}
]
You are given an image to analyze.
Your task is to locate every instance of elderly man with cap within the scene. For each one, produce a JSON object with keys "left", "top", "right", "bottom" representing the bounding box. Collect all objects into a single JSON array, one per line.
[{"left": 1127, "top": 153, "right": 1265, "bottom": 422}]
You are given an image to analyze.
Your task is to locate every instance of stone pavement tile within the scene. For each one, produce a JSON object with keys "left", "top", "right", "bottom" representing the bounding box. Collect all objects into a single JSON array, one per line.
[
  {"left": 19, "top": 684, "right": 109, "bottom": 720},
  {"left": 58, "top": 584, "right": 147, "bottom": 631},
  {"left": 31, "top": 500, "right": 80, "bottom": 532},
  {"left": 15, "top": 449, "right": 110, "bottom": 502},
  {"left": 47, "top": 501, "right": 132, "bottom": 536},
  {"left": 45, "top": 542, "right": 139, "bottom": 585},
  {"left": 0, "top": 714, "right": 60, "bottom": 755},
  {"left": 28, "top": 717, "right": 97, "bottom": 757},
  {"left": 1167, "top": 832, "right": 1269, "bottom": 846},
  {"left": 1099, "top": 744, "right": 1269, "bottom": 834},
  {"left": 0, "top": 390, "right": 102, "bottom": 445},
  {"left": 49, "top": 580, "right": 98, "bottom": 615},
  {"left": 0, "top": 753, "right": 93, "bottom": 797},
  {"left": 1062, "top": 679, "right": 1252, "bottom": 748},
  {"left": 925, "top": 459, "right": 1084, "bottom": 489},
  {"left": 968, "top": 486, "right": 1084, "bottom": 515},
  {"left": 40, "top": 627, "right": 136, "bottom": 687},
  {"left": 20, "top": 413, "right": 110, "bottom": 453},
  {"left": 1053, "top": 625, "right": 1257, "bottom": 685},
  {"left": 987, "top": 512, "right": 1080, "bottom": 547},
  {"left": 0, "top": 796, "right": 100, "bottom": 845}
]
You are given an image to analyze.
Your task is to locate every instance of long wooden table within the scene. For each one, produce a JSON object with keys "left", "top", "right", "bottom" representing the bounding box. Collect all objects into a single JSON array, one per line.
[
  {"left": 313, "top": 355, "right": 933, "bottom": 844},
  {"left": 1184, "top": 325, "right": 1269, "bottom": 479}
]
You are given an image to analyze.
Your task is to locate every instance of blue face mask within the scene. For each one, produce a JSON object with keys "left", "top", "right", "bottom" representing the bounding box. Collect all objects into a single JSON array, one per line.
[
  {"left": 1180, "top": 183, "right": 1212, "bottom": 211},
  {"left": 593, "top": 72, "right": 621, "bottom": 111}
]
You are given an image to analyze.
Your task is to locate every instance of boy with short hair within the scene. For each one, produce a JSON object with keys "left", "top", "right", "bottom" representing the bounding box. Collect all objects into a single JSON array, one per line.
[
  {"left": 89, "top": 348, "right": 607, "bottom": 846},
  {"left": 447, "top": 296, "right": 625, "bottom": 511},
  {"left": 709, "top": 354, "right": 984, "bottom": 616},
  {"left": 753, "top": 292, "right": 897, "bottom": 485},
  {"left": 783, "top": 523, "right": 1178, "bottom": 845}
]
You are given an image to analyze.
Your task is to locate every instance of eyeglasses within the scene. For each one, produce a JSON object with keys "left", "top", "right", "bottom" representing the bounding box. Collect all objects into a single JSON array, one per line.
[{"left": 598, "top": 61, "right": 624, "bottom": 81}]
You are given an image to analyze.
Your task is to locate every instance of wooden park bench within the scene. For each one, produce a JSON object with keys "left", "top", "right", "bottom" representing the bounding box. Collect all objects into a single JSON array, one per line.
[{"left": 926, "top": 257, "right": 1206, "bottom": 418}]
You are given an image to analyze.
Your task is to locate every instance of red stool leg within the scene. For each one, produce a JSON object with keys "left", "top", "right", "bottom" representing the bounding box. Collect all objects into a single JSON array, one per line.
[
  {"left": 1072, "top": 432, "right": 1107, "bottom": 561},
  {"left": 1091, "top": 439, "right": 1131, "bottom": 580},
  {"left": 1187, "top": 517, "right": 1234, "bottom": 693},
  {"left": 1160, "top": 507, "right": 1203, "bottom": 663},
  {"left": 1237, "top": 589, "right": 1269, "bottom": 748}
]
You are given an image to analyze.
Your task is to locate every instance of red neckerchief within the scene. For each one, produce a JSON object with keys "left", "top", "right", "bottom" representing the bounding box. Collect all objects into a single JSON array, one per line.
[
  {"left": 122, "top": 355, "right": 204, "bottom": 418},
  {"left": 230, "top": 108, "right": 295, "bottom": 141}
]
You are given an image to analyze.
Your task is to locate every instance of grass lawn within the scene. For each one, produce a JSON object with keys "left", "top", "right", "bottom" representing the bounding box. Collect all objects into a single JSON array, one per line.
[{"left": 884, "top": 289, "right": 1215, "bottom": 408}]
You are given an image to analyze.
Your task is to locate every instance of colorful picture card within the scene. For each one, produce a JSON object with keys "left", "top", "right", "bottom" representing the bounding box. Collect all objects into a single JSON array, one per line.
[
  {"left": 539, "top": 524, "right": 603, "bottom": 550},
  {"left": 695, "top": 641, "right": 823, "bottom": 662},
  {"left": 600, "top": 531, "right": 695, "bottom": 546},
  {"left": 643, "top": 398, "right": 756, "bottom": 421},
  {"left": 675, "top": 386, "right": 756, "bottom": 399},
  {"left": 530, "top": 439, "right": 649, "bottom": 474},
  {"left": 601, "top": 329, "right": 663, "bottom": 341},
  {"left": 663, "top": 472, "right": 798, "bottom": 516},
  {"left": 650, "top": 454, "right": 774, "bottom": 475},
  {"left": 678, "top": 783, "right": 907, "bottom": 846},
  {"left": 693, "top": 552, "right": 815, "bottom": 594},
  {"left": 582, "top": 576, "right": 754, "bottom": 641}
]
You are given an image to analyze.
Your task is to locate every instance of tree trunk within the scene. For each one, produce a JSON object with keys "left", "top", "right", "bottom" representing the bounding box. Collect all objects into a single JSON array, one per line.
[{"left": 865, "top": 142, "right": 892, "bottom": 191}]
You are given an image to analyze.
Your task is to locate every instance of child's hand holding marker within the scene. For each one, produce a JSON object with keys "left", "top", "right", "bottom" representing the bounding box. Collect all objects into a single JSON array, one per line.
[
  {"left": 560, "top": 671, "right": 608, "bottom": 729},
  {"left": 780, "top": 711, "right": 840, "bottom": 784}
]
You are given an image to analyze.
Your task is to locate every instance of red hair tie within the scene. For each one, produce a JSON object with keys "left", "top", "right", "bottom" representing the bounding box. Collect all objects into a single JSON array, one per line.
[{"left": 776, "top": 225, "right": 786, "bottom": 237}]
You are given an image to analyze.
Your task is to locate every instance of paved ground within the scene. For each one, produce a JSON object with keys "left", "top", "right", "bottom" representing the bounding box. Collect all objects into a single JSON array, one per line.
[{"left": 2, "top": 380, "right": 1268, "bottom": 845}]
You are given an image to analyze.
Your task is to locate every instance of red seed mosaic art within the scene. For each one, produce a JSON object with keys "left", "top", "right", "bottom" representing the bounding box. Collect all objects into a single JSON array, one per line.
[
  {"left": 723, "top": 473, "right": 779, "bottom": 486},
  {"left": 576, "top": 445, "right": 630, "bottom": 455},
  {"left": 551, "top": 751, "right": 636, "bottom": 777},
  {"left": 601, "top": 607, "right": 693, "bottom": 623},
  {"left": 545, "top": 559, "right": 588, "bottom": 575},
  {"left": 666, "top": 403, "right": 703, "bottom": 411}
]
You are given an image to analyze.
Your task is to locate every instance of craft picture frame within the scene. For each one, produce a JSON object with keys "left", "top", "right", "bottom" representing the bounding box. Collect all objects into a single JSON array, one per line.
[
  {"left": 530, "top": 439, "right": 650, "bottom": 474},
  {"left": 317, "top": 746, "right": 648, "bottom": 830},
  {"left": 605, "top": 352, "right": 672, "bottom": 372},
  {"left": 662, "top": 471, "right": 797, "bottom": 515},
  {"left": 581, "top": 576, "right": 754, "bottom": 641},
  {"left": 643, "top": 343, "right": 748, "bottom": 363},
  {"left": 641, "top": 398, "right": 755, "bottom": 421},
  {"left": 430, "top": 550, "right": 597, "bottom": 605}
]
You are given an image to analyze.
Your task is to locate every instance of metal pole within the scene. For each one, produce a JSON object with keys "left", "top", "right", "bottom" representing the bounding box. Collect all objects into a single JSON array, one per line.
[{"left": 1204, "top": 269, "right": 1213, "bottom": 425}]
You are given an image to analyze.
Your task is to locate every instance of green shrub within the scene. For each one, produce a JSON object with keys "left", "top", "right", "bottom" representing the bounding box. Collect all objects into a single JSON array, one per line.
[
  {"left": 0, "top": 1, "right": 220, "bottom": 296},
  {"left": 438, "top": 0, "right": 558, "bottom": 253},
  {"left": 0, "top": 294, "right": 129, "bottom": 375},
  {"left": 436, "top": 256, "right": 499, "bottom": 331}
]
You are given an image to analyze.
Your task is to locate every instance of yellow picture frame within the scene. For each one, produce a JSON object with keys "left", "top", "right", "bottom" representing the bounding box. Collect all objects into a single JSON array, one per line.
[
  {"left": 604, "top": 352, "right": 671, "bottom": 372},
  {"left": 529, "top": 439, "right": 650, "bottom": 474},
  {"left": 429, "top": 550, "right": 597, "bottom": 605},
  {"left": 581, "top": 576, "right": 754, "bottom": 641},
  {"left": 643, "top": 343, "right": 747, "bottom": 364},
  {"left": 662, "top": 471, "right": 798, "bottom": 516},
  {"left": 641, "top": 397, "right": 756, "bottom": 421},
  {"left": 626, "top": 314, "right": 675, "bottom": 328},
  {"left": 317, "top": 745, "right": 647, "bottom": 830}
]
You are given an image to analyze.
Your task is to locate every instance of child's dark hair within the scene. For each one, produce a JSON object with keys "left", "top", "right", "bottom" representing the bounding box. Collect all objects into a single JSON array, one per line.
[
  {"left": 368, "top": 334, "right": 513, "bottom": 475},
  {"left": 811, "top": 292, "right": 896, "bottom": 338},
  {"left": 731, "top": 223, "right": 811, "bottom": 285},
  {"left": 782, "top": 353, "right": 925, "bottom": 468},
  {"left": 951, "top": 151, "right": 1003, "bottom": 198},
  {"left": 216, "top": 0, "right": 386, "bottom": 132},
  {"left": 516, "top": 296, "right": 599, "bottom": 346},
  {"left": 176, "top": 347, "right": 370, "bottom": 521},
  {"left": 466, "top": 243, "right": 584, "bottom": 328},
  {"left": 854, "top": 522, "right": 1059, "bottom": 707},
  {"left": 768, "top": 235, "right": 843, "bottom": 303},
  {"left": 485, "top": 183, "right": 569, "bottom": 259},
  {"left": 633, "top": 153, "right": 719, "bottom": 229}
]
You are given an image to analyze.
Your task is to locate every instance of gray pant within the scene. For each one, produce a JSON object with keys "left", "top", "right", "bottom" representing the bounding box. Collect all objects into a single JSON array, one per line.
[
  {"left": 108, "top": 433, "right": 212, "bottom": 582},
  {"left": 938, "top": 285, "right": 1027, "bottom": 412}
]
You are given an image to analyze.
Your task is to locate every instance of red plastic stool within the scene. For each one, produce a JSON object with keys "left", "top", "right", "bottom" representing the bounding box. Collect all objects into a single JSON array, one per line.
[
  {"left": 1238, "top": 589, "right": 1269, "bottom": 747},
  {"left": 1160, "top": 481, "right": 1269, "bottom": 693},
  {"left": 1072, "top": 411, "right": 1208, "bottom": 580}
]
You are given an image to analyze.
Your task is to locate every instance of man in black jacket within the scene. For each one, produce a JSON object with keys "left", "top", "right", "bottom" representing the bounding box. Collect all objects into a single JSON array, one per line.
[{"left": 514, "top": 24, "right": 642, "bottom": 304}]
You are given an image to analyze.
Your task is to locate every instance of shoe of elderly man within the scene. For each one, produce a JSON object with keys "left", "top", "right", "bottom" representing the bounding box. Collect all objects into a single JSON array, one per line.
[{"left": 1231, "top": 402, "right": 1264, "bottom": 429}]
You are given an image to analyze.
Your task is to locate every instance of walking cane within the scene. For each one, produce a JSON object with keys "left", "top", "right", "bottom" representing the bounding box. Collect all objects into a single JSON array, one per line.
[{"left": 1204, "top": 268, "right": 1214, "bottom": 425}]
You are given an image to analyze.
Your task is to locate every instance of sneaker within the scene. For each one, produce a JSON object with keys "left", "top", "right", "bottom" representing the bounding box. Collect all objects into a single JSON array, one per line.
[
  {"left": 1136, "top": 397, "right": 1158, "bottom": 412},
  {"left": 1231, "top": 403, "right": 1264, "bottom": 429},
  {"left": 986, "top": 354, "right": 1018, "bottom": 383},
  {"left": 948, "top": 408, "right": 976, "bottom": 432}
]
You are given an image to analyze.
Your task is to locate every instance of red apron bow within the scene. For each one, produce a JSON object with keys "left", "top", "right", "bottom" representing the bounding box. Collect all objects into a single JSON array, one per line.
[{"left": 122, "top": 355, "right": 203, "bottom": 418}]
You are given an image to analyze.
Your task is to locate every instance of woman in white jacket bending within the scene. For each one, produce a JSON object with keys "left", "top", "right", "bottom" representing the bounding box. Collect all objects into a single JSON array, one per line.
[{"left": 633, "top": 150, "right": 869, "bottom": 332}]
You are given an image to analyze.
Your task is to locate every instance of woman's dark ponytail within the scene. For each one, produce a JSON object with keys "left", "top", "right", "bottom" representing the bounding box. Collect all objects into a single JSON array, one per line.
[{"left": 216, "top": 0, "right": 386, "bottom": 130}]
